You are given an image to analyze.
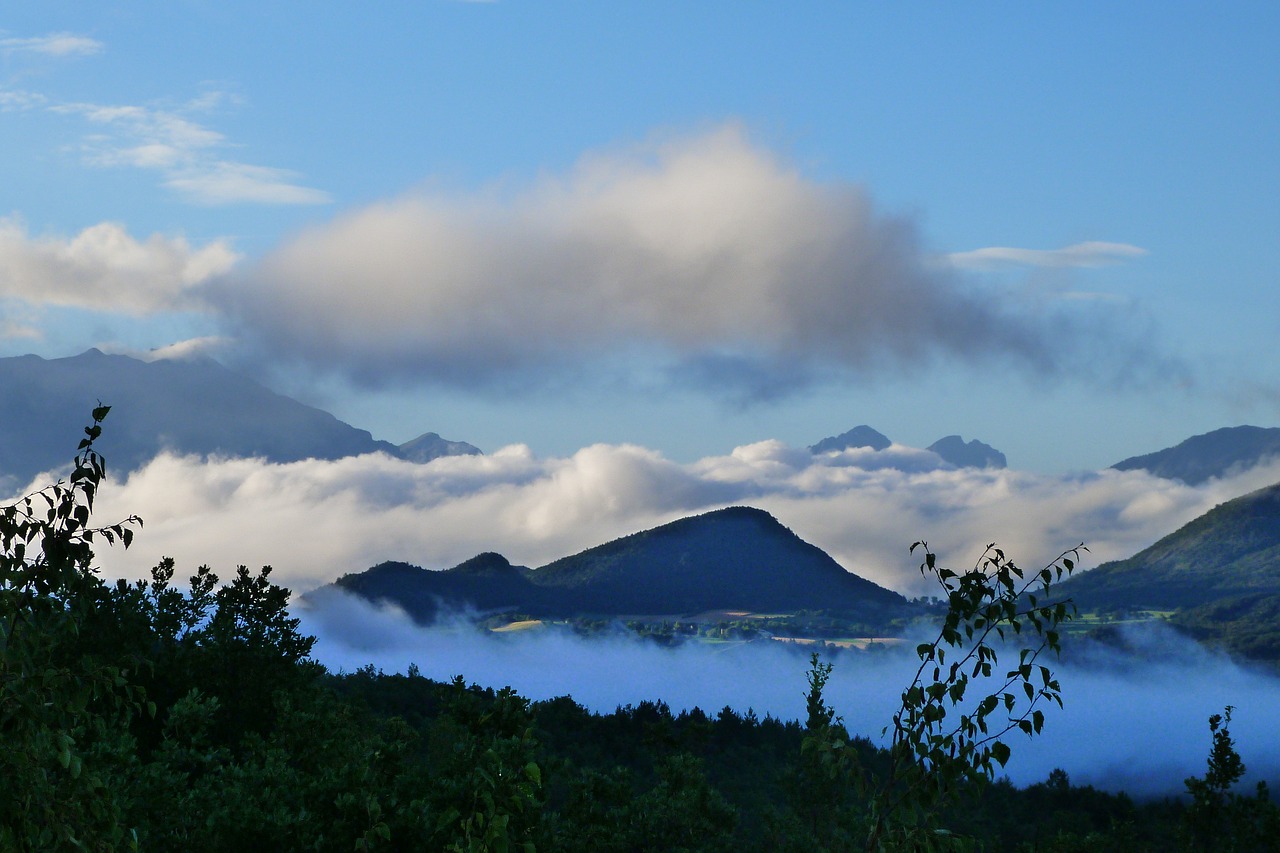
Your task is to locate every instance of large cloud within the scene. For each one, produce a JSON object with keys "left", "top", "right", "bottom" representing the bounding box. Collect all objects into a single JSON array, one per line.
[
  {"left": 209, "top": 125, "right": 1126, "bottom": 395},
  {"left": 0, "top": 218, "right": 237, "bottom": 314},
  {"left": 75, "top": 437, "right": 1280, "bottom": 598}
]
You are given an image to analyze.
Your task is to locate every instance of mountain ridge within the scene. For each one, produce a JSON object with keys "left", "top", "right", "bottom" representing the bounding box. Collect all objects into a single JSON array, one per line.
[
  {"left": 0, "top": 349, "right": 479, "bottom": 487},
  {"left": 1110, "top": 425, "right": 1280, "bottom": 485}
]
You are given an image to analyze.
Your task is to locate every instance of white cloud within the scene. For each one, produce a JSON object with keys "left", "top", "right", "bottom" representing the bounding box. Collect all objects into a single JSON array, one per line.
[
  {"left": 947, "top": 241, "right": 1148, "bottom": 270},
  {"left": 0, "top": 33, "right": 103, "bottom": 58},
  {"left": 52, "top": 98, "right": 330, "bottom": 206},
  {"left": 104, "top": 336, "right": 234, "bottom": 362},
  {"left": 75, "top": 435, "right": 1280, "bottom": 600},
  {"left": 166, "top": 162, "right": 333, "bottom": 206},
  {"left": 0, "top": 89, "right": 46, "bottom": 111},
  {"left": 0, "top": 218, "right": 239, "bottom": 314},
  {"left": 211, "top": 124, "right": 1144, "bottom": 395}
]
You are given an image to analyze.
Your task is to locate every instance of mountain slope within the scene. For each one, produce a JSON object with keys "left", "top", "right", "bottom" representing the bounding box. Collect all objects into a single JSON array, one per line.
[
  {"left": 531, "top": 506, "right": 909, "bottom": 615},
  {"left": 0, "top": 349, "right": 478, "bottom": 487},
  {"left": 1061, "top": 482, "right": 1280, "bottom": 610},
  {"left": 1111, "top": 426, "right": 1280, "bottom": 485},
  {"left": 1059, "top": 481, "right": 1280, "bottom": 662},
  {"left": 331, "top": 506, "right": 911, "bottom": 624}
]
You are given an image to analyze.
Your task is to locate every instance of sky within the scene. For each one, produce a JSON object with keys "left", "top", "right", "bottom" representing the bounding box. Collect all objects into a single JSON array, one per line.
[{"left": 2, "top": 3, "right": 1278, "bottom": 474}]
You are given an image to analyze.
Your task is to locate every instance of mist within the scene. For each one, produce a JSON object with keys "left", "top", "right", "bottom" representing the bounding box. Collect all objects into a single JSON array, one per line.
[{"left": 301, "top": 590, "right": 1280, "bottom": 797}]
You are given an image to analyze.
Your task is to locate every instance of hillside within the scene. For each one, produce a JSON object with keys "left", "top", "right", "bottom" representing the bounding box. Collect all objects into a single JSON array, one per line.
[
  {"left": 330, "top": 506, "right": 912, "bottom": 625},
  {"left": 1111, "top": 425, "right": 1280, "bottom": 484},
  {"left": 1060, "top": 482, "right": 1280, "bottom": 661},
  {"left": 1062, "top": 482, "right": 1280, "bottom": 610}
]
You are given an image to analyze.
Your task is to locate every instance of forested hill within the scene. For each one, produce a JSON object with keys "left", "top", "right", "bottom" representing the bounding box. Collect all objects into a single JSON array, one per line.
[
  {"left": 1062, "top": 482, "right": 1280, "bottom": 609},
  {"left": 331, "top": 506, "right": 912, "bottom": 624},
  {"left": 1061, "top": 481, "right": 1280, "bottom": 660}
]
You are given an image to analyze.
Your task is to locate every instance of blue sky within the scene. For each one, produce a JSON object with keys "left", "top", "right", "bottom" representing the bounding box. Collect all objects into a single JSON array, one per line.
[{"left": 2, "top": 2, "right": 1278, "bottom": 472}]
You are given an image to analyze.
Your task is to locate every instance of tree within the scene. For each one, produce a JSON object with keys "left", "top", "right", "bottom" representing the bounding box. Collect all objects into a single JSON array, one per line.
[
  {"left": 1182, "top": 706, "right": 1280, "bottom": 852},
  {"left": 794, "top": 653, "right": 861, "bottom": 849},
  {"left": 801, "top": 540, "right": 1083, "bottom": 851},
  {"left": 0, "top": 406, "right": 144, "bottom": 851}
]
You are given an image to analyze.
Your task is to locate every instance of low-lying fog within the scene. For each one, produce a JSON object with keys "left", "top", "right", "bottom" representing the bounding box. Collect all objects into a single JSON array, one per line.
[{"left": 302, "top": 591, "right": 1280, "bottom": 798}]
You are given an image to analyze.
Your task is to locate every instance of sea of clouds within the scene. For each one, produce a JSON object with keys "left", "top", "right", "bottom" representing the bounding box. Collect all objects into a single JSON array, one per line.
[
  {"left": 78, "top": 439, "right": 1280, "bottom": 599},
  {"left": 20, "top": 439, "right": 1280, "bottom": 795}
]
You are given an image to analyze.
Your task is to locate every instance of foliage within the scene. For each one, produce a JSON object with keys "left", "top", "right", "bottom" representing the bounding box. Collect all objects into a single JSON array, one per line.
[
  {"left": 793, "top": 653, "right": 862, "bottom": 849},
  {"left": 0, "top": 405, "right": 144, "bottom": 851},
  {"left": 1182, "top": 706, "right": 1280, "bottom": 852},
  {"left": 795, "top": 541, "right": 1083, "bottom": 851},
  {"left": 425, "top": 676, "right": 544, "bottom": 853}
]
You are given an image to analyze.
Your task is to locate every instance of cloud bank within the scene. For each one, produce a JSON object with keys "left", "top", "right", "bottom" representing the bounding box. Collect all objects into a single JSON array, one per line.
[
  {"left": 209, "top": 125, "right": 1140, "bottom": 396},
  {"left": 76, "top": 438, "right": 1280, "bottom": 599},
  {"left": 0, "top": 219, "right": 237, "bottom": 314}
]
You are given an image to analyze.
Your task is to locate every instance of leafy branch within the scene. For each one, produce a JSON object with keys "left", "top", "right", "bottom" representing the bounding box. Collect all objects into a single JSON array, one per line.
[{"left": 864, "top": 541, "right": 1084, "bottom": 851}]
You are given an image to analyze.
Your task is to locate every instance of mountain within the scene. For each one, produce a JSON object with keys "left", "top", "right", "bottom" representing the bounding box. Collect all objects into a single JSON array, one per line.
[
  {"left": 809, "top": 425, "right": 891, "bottom": 454},
  {"left": 1060, "top": 482, "right": 1280, "bottom": 661},
  {"left": 330, "top": 506, "right": 912, "bottom": 624},
  {"left": 1111, "top": 425, "right": 1280, "bottom": 485},
  {"left": 1062, "top": 482, "right": 1280, "bottom": 610},
  {"left": 336, "top": 553, "right": 544, "bottom": 619},
  {"left": 0, "top": 349, "right": 476, "bottom": 488},
  {"left": 398, "top": 432, "right": 482, "bottom": 463},
  {"left": 928, "top": 435, "right": 1007, "bottom": 469}
]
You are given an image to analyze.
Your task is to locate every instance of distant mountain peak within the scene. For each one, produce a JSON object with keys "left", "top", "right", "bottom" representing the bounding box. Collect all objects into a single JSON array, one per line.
[
  {"left": 397, "top": 431, "right": 482, "bottom": 463},
  {"left": 1111, "top": 425, "right": 1280, "bottom": 485},
  {"left": 928, "top": 435, "right": 1007, "bottom": 469},
  {"left": 809, "top": 425, "right": 892, "bottom": 454}
]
